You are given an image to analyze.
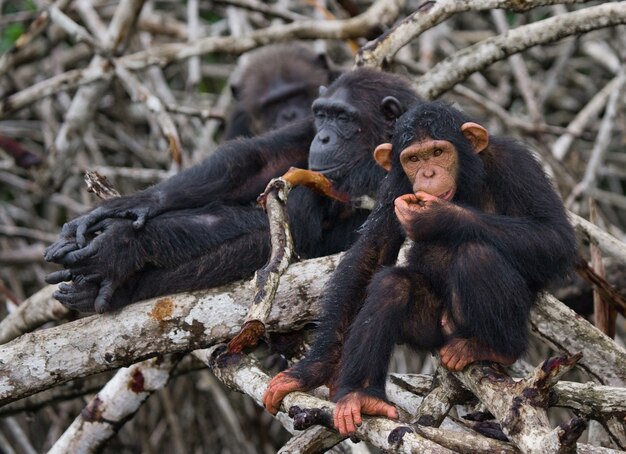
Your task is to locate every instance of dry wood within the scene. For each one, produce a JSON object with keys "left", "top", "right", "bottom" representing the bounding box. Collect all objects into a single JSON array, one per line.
[
  {"left": 413, "top": 2, "right": 626, "bottom": 100},
  {"left": 356, "top": 0, "right": 592, "bottom": 68},
  {"left": 48, "top": 355, "right": 181, "bottom": 454},
  {"left": 201, "top": 345, "right": 455, "bottom": 453}
]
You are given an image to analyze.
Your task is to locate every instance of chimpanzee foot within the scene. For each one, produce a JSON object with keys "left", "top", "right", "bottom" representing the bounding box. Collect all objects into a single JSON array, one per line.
[
  {"left": 54, "top": 280, "right": 99, "bottom": 313},
  {"left": 333, "top": 391, "right": 398, "bottom": 436},
  {"left": 439, "top": 338, "right": 516, "bottom": 372}
]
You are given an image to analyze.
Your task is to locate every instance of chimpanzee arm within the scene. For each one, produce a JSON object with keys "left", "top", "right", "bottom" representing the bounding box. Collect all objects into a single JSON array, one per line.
[
  {"left": 45, "top": 120, "right": 314, "bottom": 258},
  {"left": 407, "top": 151, "right": 577, "bottom": 287},
  {"left": 47, "top": 205, "right": 270, "bottom": 312}
]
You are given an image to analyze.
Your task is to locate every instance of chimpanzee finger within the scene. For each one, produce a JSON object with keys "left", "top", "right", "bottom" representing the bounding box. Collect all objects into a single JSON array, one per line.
[
  {"left": 94, "top": 280, "right": 115, "bottom": 313},
  {"left": 45, "top": 269, "right": 72, "bottom": 284},
  {"left": 58, "top": 241, "right": 100, "bottom": 265},
  {"left": 131, "top": 208, "right": 149, "bottom": 230},
  {"left": 352, "top": 404, "right": 363, "bottom": 427},
  {"left": 334, "top": 403, "right": 346, "bottom": 435},
  {"left": 75, "top": 210, "right": 107, "bottom": 247},
  {"left": 342, "top": 404, "right": 358, "bottom": 435},
  {"left": 54, "top": 286, "right": 98, "bottom": 312},
  {"left": 263, "top": 388, "right": 279, "bottom": 414},
  {"left": 395, "top": 193, "right": 420, "bottom": 206},
  {"left": 45, "top": 239, "right": 78, "bottom": 262}
]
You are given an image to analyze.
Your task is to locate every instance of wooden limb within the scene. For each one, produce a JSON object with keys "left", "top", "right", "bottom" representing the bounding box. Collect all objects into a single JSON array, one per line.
[
  {"left": 530, "top": 294, "right": 626, "bottom": 387},
  {"left": 553, "top": 382, "right": 626, "bottom": 417},
  {"left": 356, "top": 0, "right": 590, "bottom": 69},
  {"left": 0, "top": 373, "right": 113, "bottom": 417},
  {"left": 590, "top": 200, "right": 617, "bottom": 337},
  {"left": 0, "top": 0, "right": 73, "bottom": 77},
  {"left": 414, "top": 2, "right": 626, "bottom": 100},
  {"left": 413, "top": 424, "right": 519, "bottom": 454},
  {"left": 48, "top": 354, "right": 182, "bottom": 453},
  {"left": 569, "top": 212, "right": 626, "bottom": 264},
  {"left": 201, "top": 345, "right": 455, "bottom": 453},
  {"left": 576, "top": 260, "right": 626, "bottom": 319},
  {"left": 453, "top": 354, "right": 585, "bottom": 454},
  {"left": 228, "top": 169, "right": 348, "bottom": 353},
  {"left": 532, "top": 293, "right": 626, "bottom": 449},
  {"left": 227, "top": 177, "right": 296, "bottom": 353},
  {"left": 84, "top": 170, "right": 121, "bottom": 199},
  {"left": 414, "top": 367, "right": 472, "bottom": 427},
  {"left": 194, "top": 347, "right": 346, "bottom": 451},
  {"left": 0, "top": 254, "right": 339, "bottom": 408},
  {"left": 114, "top": 64, "right": 183, "bottom": 167},
  {"left": 0, "top": 285, "right": 69, "bottom": 345}
]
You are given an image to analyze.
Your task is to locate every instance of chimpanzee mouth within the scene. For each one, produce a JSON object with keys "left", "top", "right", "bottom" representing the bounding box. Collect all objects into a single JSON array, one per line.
[
  {"left": 439, "top": 190, "right": 454, "bottom": 201},
  {"left": 308, "top": 164, "right": 345, "bottom": 176}
]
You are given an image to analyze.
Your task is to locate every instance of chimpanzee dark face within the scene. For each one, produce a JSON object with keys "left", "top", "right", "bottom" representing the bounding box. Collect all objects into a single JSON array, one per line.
[
  {"left": 255, "top": 81, "right": 315, "bottom": 132},
  {"left": 308, "top": 87, "right": 362, "bottom": 178}
]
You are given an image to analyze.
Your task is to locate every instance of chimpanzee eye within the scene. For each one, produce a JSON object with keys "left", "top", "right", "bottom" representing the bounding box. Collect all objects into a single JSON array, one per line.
[
  {"left": 409, "top": 156, "right": 419, "bottom": 162},
  {"left": 433, "top": 148, "right": 443, "bottom": 157},
  {"left": 337, "top": 113, "right": 349, "bottom": 122}
]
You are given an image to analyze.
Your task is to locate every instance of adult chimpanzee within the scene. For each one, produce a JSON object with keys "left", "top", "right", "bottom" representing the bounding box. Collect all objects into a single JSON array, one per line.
[
  {"left": 44, "top": 69, "right": 421, "bottom": 313},
  {"left": 223, "top": 43, "right": 337, "bottom": 140},
  {"left": 264, "top": 102, "right": 578, "bottom": 435}
]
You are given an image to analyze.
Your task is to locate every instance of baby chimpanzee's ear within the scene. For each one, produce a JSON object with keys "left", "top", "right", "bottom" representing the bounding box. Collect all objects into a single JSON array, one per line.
[
  {"left": 460, "top": 122, "right": 489, "bottom": 153},
  {"left": 373, "top": 143, "right": 393, "bottom": 172}
]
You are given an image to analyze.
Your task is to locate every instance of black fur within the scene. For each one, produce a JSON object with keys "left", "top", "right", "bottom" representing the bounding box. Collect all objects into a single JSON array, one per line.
[
  {"left": 285, "top": 101, "right": 577, "bottom": 403},
  {"left": 44, "top": 69, "right": 422, "bottom": 313}
]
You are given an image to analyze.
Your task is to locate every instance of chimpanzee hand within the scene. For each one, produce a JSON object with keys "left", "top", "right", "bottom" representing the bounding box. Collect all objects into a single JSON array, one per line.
[
  {"left": 333, "top": 391, "right": 398, "bottom": 436},
  {"left": 45, "top": 218, "right": 142, "bottom": 312},
  {"left": 394, "top": 191, "right": 449, "bottom": 240},
  {"left": 263, "top": 371, "right": 306, "bottom": 415},
  {"left": 44, "top": 200, "right": 156, "bottom": 262}
]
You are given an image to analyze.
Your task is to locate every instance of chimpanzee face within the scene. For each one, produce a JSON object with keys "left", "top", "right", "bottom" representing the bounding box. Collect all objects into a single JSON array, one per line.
[
  {"left": 308, "top": 88, "right": 362, "bottom": 177},
  {"left": 399, "top": 138, "right": 459, "bottom": 200},
  {"left": 373, "top": 122, "right": 489, "bottom": 201}
]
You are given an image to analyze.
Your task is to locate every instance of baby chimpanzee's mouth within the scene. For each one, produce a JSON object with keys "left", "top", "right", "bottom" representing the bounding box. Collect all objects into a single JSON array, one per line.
[{"left": 439, "top": 189, "right": 454, "bottom": 200}]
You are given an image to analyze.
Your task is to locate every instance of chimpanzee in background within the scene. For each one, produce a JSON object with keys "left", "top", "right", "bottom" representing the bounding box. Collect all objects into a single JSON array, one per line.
[
  {"left": 223, "top": 43, "right": 337, "bottom": 140},
  {"left": 44, "top": 69, "right": 422, "bottom": 313},
  {"left": 264, "top": 102, "right": 578, "bottom": 435}
]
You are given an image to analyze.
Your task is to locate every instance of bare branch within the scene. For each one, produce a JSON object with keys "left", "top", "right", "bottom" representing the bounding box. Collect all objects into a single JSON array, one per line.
[{"left": 414, "top": 2, "right": 626, "bottom": 100}]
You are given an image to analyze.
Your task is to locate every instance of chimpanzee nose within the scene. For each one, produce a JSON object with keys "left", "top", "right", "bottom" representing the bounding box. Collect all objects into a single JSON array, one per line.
[
  {"left": 282, "top": 110, "right": 297, "bottom": 121},
  {"left": 319, "top": 133, "right": 330, "bottom": 144},
  {"left": 422, "top": 168, "right": 435, "bottom": 178}
]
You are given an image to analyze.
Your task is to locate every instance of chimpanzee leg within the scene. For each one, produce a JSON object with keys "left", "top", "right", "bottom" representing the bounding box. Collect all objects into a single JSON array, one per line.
[
  {"left": 335, "top": 266, "right": 443, "bottom": 399},
  {"left": 442, "top": 242, "right": 535, "bottom": 370},
  {"left": 331, "top": 266, "right": 443, "bottom": 435}
]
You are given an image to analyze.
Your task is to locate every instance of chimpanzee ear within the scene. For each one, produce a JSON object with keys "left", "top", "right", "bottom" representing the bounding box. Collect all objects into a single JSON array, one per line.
[
  {"left": 380, "top": 96, "right": 404, "bottom": 121},
  {"left": 460, "top": 122, "right": 489, "bottom": 153},
  {"left": 319, "top": 85, "right": 327, "bottom": 96},
  {"left": 373, "top": 143, "right": 393, "bottom": 172}
]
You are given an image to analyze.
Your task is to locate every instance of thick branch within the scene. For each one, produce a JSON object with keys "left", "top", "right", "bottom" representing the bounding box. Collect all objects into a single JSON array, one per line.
[
  {"left": 201, "top": 346, "right": 454, "bottom": 453},
  {"left": 0, "top": 254, "right": 339, "bottom": 407},
  {"left": 414, "top": 2, "right": 626, "bottom": 100},
  {"left": 48, "top": 355, "right": 181, "bottom": 453},
  {"left": 356, "top": 0, "right": 591, "bottom": 68}
]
